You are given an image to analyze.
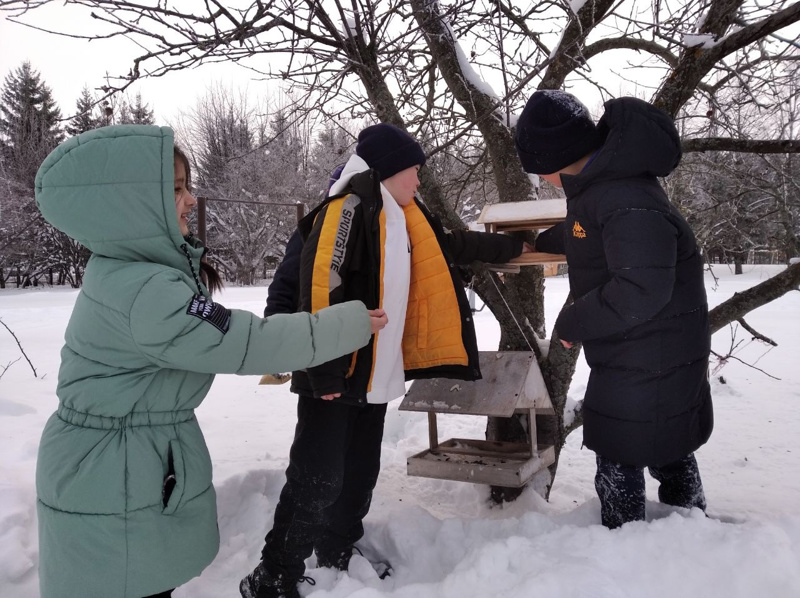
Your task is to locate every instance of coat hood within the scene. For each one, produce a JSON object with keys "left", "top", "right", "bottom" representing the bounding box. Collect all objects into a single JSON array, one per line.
[
  {"left": 301, "top": 153, "right": 385, "bottom": 234},
  {"left": 328, "top": 153, "right": 371, "bottom": 195},
  {"left": 35, "top": 125, "right": 204, "bottom": 277},
  {"left": 562, "top": 97, "right": 682, "bottom": 196}
]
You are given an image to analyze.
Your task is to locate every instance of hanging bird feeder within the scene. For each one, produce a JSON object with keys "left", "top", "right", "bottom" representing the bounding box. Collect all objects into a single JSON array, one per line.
[
  {"left": 476, "top": 198, "right": 567, "bottom": 274},
  {"left": 399, "top": 351, "right": 556, "bottom": 487}
]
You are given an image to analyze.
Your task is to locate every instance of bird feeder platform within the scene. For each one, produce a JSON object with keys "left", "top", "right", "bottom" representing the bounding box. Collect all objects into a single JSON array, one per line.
[
  {"left": 476, "top": 199, "right": 568, "bottom": 272},
  {"left": 399, "top": 351, "right": 556, "bottom": 488}
]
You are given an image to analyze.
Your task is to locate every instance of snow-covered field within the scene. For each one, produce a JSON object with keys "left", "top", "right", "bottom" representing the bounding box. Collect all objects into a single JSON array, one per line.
[{"left": 1, "top": 265, "right": 799, "bottom": 597}]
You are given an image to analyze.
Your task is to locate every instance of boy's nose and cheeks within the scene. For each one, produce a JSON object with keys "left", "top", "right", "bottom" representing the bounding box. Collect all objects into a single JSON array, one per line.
[
  {"left": 382, "top": 165, "right": 421, "bottom": 206},
  {"left": 539, "top": 171, "right": 563, "bottom": 188}
]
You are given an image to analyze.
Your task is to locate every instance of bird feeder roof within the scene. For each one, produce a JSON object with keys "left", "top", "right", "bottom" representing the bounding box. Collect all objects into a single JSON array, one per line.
[{"left": 399, "top": 351, "right": 552, "bottom": 417}]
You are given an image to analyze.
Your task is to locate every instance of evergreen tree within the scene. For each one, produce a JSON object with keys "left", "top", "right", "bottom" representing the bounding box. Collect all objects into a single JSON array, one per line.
[
  {"left": 66, "top": 85, "right": 100, "bottom": 136},
  {"left": 116, "top": 92, "right": 155, "bottom": 125},
  {"left": 0, "top": 61, "right": 63, "bottom": 190},
  {"left": 196, "top": 107, "right": 253, "bottom": 190},
  {"left": 309, "top": 124, "right": 354, "bottom": 197}
]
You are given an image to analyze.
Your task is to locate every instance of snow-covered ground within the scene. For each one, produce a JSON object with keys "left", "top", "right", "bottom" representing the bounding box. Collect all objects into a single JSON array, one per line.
[{"left": 1, "top": 265, "right": 799, "bottom": 597}]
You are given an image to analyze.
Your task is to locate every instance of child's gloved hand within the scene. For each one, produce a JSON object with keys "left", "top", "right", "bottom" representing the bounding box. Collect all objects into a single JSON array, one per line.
[{"left": 259, "top": 373, "right": 292, "bottom": 385}]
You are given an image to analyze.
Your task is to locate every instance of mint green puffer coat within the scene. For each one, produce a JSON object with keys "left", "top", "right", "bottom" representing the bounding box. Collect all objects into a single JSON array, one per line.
[{"left": 34, "top": 125, "right": 372, "bottom": 598}]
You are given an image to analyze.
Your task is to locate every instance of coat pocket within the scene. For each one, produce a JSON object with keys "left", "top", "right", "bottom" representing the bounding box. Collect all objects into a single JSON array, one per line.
[{"left": 161, "top": 439, "right": 186, "bottom": 515}]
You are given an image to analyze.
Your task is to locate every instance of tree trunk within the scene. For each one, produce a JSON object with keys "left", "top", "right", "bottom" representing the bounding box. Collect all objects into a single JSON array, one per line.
[
  {"left": 734, "top": 252, "right": 745, "bottom": 275},
  {"left": 411, "top": 0, "right": 578, "bottom": 501}
]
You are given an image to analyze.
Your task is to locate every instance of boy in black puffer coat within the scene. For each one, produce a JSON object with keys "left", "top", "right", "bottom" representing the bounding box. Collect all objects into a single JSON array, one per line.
[{"left": 515, "top": 90, "right": 713, "bottom": 529}]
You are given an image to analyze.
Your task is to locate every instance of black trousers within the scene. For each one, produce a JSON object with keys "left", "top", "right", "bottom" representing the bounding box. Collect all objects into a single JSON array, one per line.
[
  {"left": 142, "top": 591, "right": 173, "bottom": 597},
  {"left": 595, "top": 453, "right": 706, "bottom": 529},
  {"left": 261, "top": 396, "right": 387, "bottom": 580}
]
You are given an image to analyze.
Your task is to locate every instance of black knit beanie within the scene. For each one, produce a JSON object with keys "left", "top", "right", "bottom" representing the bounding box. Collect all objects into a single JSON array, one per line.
[
  {"left": 356, "top": 123, "right": 426, "bottom": 181},
  {"left": 515, "top": 90, "right": 605, "bottom": 175}
]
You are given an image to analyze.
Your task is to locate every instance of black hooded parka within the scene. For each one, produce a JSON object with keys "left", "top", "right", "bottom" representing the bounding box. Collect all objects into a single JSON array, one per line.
[{"left": 535, "top": 98, "right": 713, "bottom": 468}]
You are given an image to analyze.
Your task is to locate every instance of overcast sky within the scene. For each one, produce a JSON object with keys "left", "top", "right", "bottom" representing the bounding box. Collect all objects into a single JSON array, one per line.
[
  {"left": 1, "top": 2, "right": 669, "bottom": 132},
  {"left": 0, "top": 3, "right": 265, "bottom": 126}
]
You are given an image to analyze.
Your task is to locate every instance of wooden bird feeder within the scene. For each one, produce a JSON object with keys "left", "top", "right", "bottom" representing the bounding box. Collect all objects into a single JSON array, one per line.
[
  {"left": 399, "top": 351, "right": 556, "bottom": 488},
  {"left": 476, "top": 199, "right": 568, "bottom": 273}
]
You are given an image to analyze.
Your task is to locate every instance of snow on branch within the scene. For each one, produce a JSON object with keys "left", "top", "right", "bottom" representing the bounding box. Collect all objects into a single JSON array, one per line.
[
  {"left": 425, "top": 1, "right": 499, "bottom": 100},
  {"left": 539, "top": 0, "right": 616, "bottom": 91},
  {"left": 568, "top": 0, "right": 590, "bottom": 17},
  {"left": 682, "top": 33, "right": 725, "bottom": 50}
]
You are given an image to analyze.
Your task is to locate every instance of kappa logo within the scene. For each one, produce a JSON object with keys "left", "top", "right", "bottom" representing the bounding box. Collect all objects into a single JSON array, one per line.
[{"left": 572, "top": 221, "right": 587, "bottom": 239}]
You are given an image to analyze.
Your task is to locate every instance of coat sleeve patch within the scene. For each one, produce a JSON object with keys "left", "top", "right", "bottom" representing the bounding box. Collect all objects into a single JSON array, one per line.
[{"left": 186, "top": 293, "right": 231, "bottom": 333}]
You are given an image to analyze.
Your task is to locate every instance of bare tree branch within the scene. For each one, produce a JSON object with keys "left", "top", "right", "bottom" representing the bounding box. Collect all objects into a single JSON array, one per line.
[
  {"left": 683, "top": 138, "right": 800, "bottom": 153},
  {"left": 736, "top": 317, "right": 778, "bottom": 346},
  {"left": 0, "top": 318, "right": 38, "bottom": 377},
  {"left": 709, "top": 263, "right": 800, "bottom": 334},
  {"left": 654, "top": 0, "right": 800, "bottom": 116},
  {"left": 0, "top": 358, "right": 21, "bottom": 382}
]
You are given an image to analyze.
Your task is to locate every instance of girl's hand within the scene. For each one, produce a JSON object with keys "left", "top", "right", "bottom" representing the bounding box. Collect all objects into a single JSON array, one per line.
[
  {"left": 321, "top": 393, "right": 341, "bottom": 401},
  {"left": 521, "top": 242, "right": 535, "bottom": 254},
  {"left": 368, "top": 309, "right": 388, "bottom": 334}
]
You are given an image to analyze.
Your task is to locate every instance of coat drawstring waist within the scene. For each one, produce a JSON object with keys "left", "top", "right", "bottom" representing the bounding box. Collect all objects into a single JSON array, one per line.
[{"left": 56, "top": 404, "right": 196, "bottom": 430}]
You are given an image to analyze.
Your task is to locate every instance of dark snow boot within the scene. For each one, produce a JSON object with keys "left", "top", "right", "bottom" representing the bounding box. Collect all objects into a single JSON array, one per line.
[
  {"left": 648, "top": 453, "right": 707, "bottom": 512},
  {"left": 239, "top": 562, "right": 314, "bottom": 598},
  {"left": 316, "top": 545, "right": 393, "bottom": 580}
]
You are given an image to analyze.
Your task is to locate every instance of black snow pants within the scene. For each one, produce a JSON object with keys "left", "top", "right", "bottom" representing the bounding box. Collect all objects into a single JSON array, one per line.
[
  {"left": 595, "top": 453, "right": 706, "bottom": 529},
  {"left": 260, "top": 395, "right": 387, "bottom": 580}
]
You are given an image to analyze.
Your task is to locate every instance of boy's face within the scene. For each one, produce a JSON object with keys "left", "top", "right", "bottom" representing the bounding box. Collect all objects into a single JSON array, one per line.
[
  {"left": 540, "top": 171, "right": 563, "bottom": 188},
  {"left": 382, "top": 165, "right": 421, "bottom": 206}
]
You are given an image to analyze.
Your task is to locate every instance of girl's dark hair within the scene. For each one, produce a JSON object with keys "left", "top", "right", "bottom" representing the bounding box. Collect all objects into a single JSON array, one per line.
[
  {"left": 174, "top": 145, "right": 224, "bottom": 295},
  {"left": 174, "top": 144, "right": 192, "bottom": 190},
  {"left": 200, "top": 258, "right": 224, "bottom": 296}
]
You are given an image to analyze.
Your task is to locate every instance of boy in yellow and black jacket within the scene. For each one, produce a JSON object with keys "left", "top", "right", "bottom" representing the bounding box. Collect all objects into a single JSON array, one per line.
[{"left": 241, "top": 123, "right": 526, "bottom": 598}]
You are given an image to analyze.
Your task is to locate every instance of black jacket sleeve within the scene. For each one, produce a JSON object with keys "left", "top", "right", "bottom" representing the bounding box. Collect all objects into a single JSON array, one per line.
[
  {"left": 534, "top": 222, "right": 566, "bottom": 254},
  {"left": 556, "top": 206, "right": 678, "bottom": 342},
  {"left": 444, "top": 229, "right": 523, "bottom": 265},
  {"left": 264, "top": 228, "right": 303, "bottom": 317},
  {"left": 298, "top": 196, "right": 364, "bottom": 397}
]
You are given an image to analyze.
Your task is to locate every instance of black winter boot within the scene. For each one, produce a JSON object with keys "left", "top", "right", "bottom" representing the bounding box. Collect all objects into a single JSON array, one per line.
[
  {"left": 595, "top": 455, "right": 646, "bottom": 529},
  {"left": 649, "top": 453, "right": 707, "bottom": 512},
  {"left": 239, "top": 562, "right": 314, "bottom": 598}
]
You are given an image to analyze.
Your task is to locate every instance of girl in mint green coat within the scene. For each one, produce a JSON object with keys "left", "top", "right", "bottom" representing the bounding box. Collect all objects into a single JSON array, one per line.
[{"left": 34, "top": 125, "right": 386, "bottom": 598}]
